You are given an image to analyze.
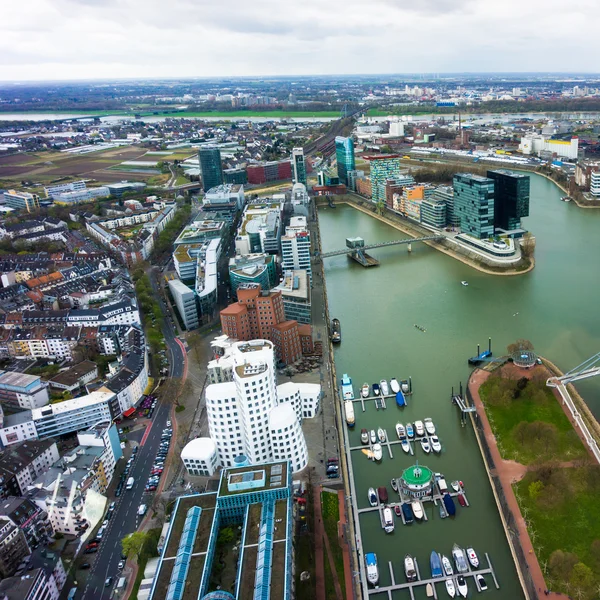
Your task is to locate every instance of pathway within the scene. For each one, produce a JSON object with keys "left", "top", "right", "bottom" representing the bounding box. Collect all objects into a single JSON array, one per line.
[
  {"left": 314, "top": 487, "right": 326, "bottom": 600},
  {"left": 337, "top": 490, "right": 353, "bottom": 600},
  {"left": 469, "top": 368, "right": 570, "bottom": 600}
]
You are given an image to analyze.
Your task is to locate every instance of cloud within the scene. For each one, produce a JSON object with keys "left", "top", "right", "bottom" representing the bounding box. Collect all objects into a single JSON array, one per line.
[{"left": 0, "top": 0, "right": 598, "bottom": 80}]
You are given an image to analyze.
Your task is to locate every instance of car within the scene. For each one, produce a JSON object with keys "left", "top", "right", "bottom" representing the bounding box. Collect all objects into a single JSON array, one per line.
[
  {"left": 132, "top": 446, "right": 138, "bottom": 454},
  {"left": 80, "top": 563, "right": 91, "bottom": 569},
  {"left": 84, "top": 547, "right": 98, "bottom": 554},
  {"left": 146, "top": 485, "right": 157, "bottom": 491},
  {"left": 117, "top": 560, "right": 125, "bottom": 570},
  {"left": 109, "top": 502, "right": 116, "bottom": 510},
  {"left": 166, "top": 420, "right": 172, "bottom": 427},
  {"left": 105, "top": 577, "right": 113, "bottom": 588},
  {"left": 102, "top": 519, "right": 109, "bottom": 528},
  {"left": 118, "top": 428, "right": 124, "bottom": 435}
]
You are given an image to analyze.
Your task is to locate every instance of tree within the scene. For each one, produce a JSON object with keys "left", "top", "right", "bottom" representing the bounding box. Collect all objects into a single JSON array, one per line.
[
  {"left": 217, "top": 526, "right": 235, "bottom": 546},
  {"left": 122, "top": 531, "right": 146, "bottom": 559},
  {"left": 521, "top": 232, "right": 536, "bottom": 259},
  {"left": 549, "top": 549, "right": 579, "bottom": 582},
  {"left": 528, "top": 480, "right": 544, "bottom": 501},
  {"left": 507, "top": 339, "right": 534, "bottom": 355},
  {"left": 570, "top": 562, "right": 594, "bottom": 592}
]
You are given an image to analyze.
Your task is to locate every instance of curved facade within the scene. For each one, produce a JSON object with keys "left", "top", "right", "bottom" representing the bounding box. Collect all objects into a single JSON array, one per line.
[
  {"left": 205, "top": 382, "right": 243, "bottom": 468},
  {"left": 268, "top": 403, "right": 308, "bottom": 473},
  {"left": 276, "top": 381, "right": 302, "bottom": 424},
  {"left": 181, "top": 437, "right": 219, "bottom": 476}
]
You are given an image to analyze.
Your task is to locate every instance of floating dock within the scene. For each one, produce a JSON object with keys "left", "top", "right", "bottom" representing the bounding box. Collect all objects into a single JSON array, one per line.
[
  {"left": 367, "top": 552, "right": 499, "bottom": 596},
  {"left": 468, "top": 338, "right": 492, "bottom": 365}
]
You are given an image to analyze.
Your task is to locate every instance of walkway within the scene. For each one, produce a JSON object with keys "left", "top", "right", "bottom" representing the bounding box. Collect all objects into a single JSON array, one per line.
[
  {"left": 469, "top": 368, "right": 569, "bottom": 600},
  {"left": 337, "top": 490, "right": 353, "bottom": 600},
  {"left": 314, "top": 487, "right": 326, "bottom": 600}
]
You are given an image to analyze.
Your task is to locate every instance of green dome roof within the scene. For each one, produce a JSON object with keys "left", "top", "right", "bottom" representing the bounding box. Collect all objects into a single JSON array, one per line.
[{"left": 402, "top": 464, "right": 433, "bottom": 486}]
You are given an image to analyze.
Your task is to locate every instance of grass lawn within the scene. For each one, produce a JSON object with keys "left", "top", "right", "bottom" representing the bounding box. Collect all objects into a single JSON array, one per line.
[
  {"left": 176, "top": 110, "right": 340, "bottom": 118},
  {"left": 515, "top": 467, "right": 600, "bottom": 598},
  {"left": 174, "top": 175, "right": 189, "bottom": 186},
  {"left": 321, "top": 491, "right": 346, "bottom": 599},
  {"left": 479, "top": 372, "right": 587, "bottom": 464},
  {"left": 130, "top": 528, "right": 161, "bottom": 600},
  {"left": 147, "top": 174, "right": 170, "bottom": 186}
]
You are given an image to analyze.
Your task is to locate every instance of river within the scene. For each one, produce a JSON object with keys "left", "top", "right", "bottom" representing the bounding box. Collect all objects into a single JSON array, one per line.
[{"left": 318, "top": 172, "right": 600, "bottom": 598}]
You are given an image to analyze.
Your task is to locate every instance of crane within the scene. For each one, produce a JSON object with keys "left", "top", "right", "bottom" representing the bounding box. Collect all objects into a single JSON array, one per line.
[{"left": 546, "top": 352, "right": 600, "bottom": 464}]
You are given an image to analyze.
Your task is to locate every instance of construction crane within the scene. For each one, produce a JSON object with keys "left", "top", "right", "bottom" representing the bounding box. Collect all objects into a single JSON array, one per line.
[{"left": 547, "top": 352, "right": 600, "bottom": 464}]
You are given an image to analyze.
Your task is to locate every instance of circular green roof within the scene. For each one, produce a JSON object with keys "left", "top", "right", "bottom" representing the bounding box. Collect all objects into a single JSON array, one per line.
[{"left": 402, "top": 464, "right": 433, "bottom": 486}]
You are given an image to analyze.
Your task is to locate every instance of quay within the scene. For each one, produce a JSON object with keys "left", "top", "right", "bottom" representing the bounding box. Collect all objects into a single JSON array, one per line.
[{"left": 368, "top": 552, "right": 499, "bottom": 596}]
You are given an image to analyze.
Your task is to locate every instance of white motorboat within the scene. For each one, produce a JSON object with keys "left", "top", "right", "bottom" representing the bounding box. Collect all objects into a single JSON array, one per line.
[
  {"left": 466, "top": 547, "right": 479, "bottom": 568},
  {"left": 368, "top": 488, "right": 378, "bottom": 506},
  {"left": 476, "top": 574, "right": 488, "bottom": 591},
  {"left": 414, "top": 420, "right": 425, "bottom": 436},
  {"left": 383, "top": 507, "right": 394, "bottom": 533},
  {"left": 461, "top": 281, "right": 469, "bottom": 286},
  {"left": 424, "top": 418, "right": 436, "bottom": 435},
  {"left": 361, "top": 383, "right": 370, "bottom": 398},
  {"left": 395, "top": 423, "right": 405, "bottom": 439},
  {"left": 426, "top": 583, "right": 434, "bottom": 597},
  {"left": 380, "top": 379, "right": 389, "bottom": 396},
  {"left": 411, "top": 500, "right": 424, "bottom": 520},
  {"left": 445, "top": 578, "right": 456, "bottom": 598},
  {"left": 390, "top": 378, "right": 400, "bottom": 393},
  {"left": 456, "top": 575, "right": 468, "bottom": 598},
  {"left": 431, "top": 436, "right": 442, "bottom": 453},
  {"left": 344, "top": 401, "right": 355, "bottom": 428},
  {"left": 377, "top": 427, "right": 386, "bottom": 443},
  {"left": 401, "top": 438, "right": 411, "bottom": 453},
  {"left": 452, "top": 545, "right": 468, "bottom": 573},
  {"left": 404, "top": 555, "right": 417, "bottom": 582},
  {"left": 441, "top": 555, "right": 454, "bottom": 576},
  {"left": 451, "top": 480, "right": 460, "bottom": 492},
  {"left": 420, "top": 437, "right": 431, "bottom": 453},
  {"left": 370, "top": 429, "right": 377, "bottom": 444},
  {"left": 401, "top": 379, "right": 410, "bottom": 393},
  {"left": 390, "top": 478, "right": 398, "bottom": 493},
  {"left": 366, "top": 553, "right": 379, "bottom": 586},
  {"left": 361, "top": 429, "right": 369, "bottom": 444},
  {"left": 372, "top": 443, "right": 383, "bottom": 461},
  {"left": 406, "top": 423, "right": 414, "bottom": 438}
]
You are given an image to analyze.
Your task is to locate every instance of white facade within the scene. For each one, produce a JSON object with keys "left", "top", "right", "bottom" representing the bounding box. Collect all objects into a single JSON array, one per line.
[
  {"left": 276, "top": 381, "right": 320, "bottom": 420},
  {"left": 205, "top": 382, "right": 243, "bottom": 467},
  {"left": 181, "top": 437, "right": 219, "bottom": 476},
  {"left": 168, "top": 279, "right": 199, "bottom": 330},
  {"left": 13, "top": 442, "right": 60, "bottom": 495},
  {"left": 389, "top": 121, "right": 405, "bottom": 137},
  {"left": 276, "top": 381, "right": 302, "bottom": 423},
  {"left": 268, "top": 403, "right": 308, "bottom": 473},
  {"left": 591, "top": 171, "right": 600, "bottom": 197},
  {"left": 0, "top": 417, "right": 38, "bottom": 447},
  {"left": 54, "top": 187, "right": 110, "bottom": 205},
  {"left": 281, "top": 216, "right": 311, "bottom": 281},
  {"left": 44, "top": 181, "right": 87, "bottom": 198},
  {"left": 519, "top": 134, "right": 579, "bottom": 159}
]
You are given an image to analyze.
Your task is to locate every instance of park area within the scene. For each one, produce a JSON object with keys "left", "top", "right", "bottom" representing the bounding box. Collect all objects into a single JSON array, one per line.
[{"left": 479, "top": 365, "right": 600, "bottom": 599}]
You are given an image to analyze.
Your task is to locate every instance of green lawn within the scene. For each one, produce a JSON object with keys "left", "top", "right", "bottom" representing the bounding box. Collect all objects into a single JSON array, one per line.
[
  {"left": 177, "top": 110, "right": 340, "bottom": 118},
  {"left": 479, "top": 372, "right": 587, "bottom": 464},
  {"left": 321, "top": 491, "right": 346, "bottom": 599},
  {"left": 515, "top": 467, "right": 600, "bottom": 598},
  {"left": 130, "top": 528, "right": 161, "bottom": 600}
]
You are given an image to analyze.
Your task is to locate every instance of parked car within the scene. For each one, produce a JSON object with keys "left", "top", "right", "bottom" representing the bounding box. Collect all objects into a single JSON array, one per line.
[
  {"left": 105, "top": 577, "right": 113, "bottom": 587},
  {"left": 117, "top": 560, "right": 125, "bottom": 570},
  {"left": 80, "top": 563, "right": 91, "bottom": 569}
]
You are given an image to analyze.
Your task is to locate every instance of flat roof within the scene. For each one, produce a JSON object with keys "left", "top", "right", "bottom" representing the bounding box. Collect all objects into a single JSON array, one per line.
[
  {"left": 0, "top": 370, "right": 42, "bottom": 390},
  {"left": 218, "top": 461, "right": 288, "bottom": 498}
]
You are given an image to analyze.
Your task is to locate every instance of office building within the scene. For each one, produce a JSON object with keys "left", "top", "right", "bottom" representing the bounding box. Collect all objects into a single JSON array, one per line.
[
  {"left": 453, "top": 174, "right": 495, "bottom": 239},
  {"left": 364, "top": 155, "right": 402, "bottom": 205},
  {"left": 203, "top": 184, "right": 245, "bottom": 211},
  {"left": 199, "top": 147, "right": 224, "bottom": 192},
  {"left": 223, "top": 168, "right": 248, "bottom": 185},
  {"left": 274, "top": 270, "right": 311, "bottom": 325},
  {"left": 181, "top": 438, "right": 219, "bottom": 477},
  {"left": 268, "top": 403, "right": 308, "bottom": 473},
  {"left": 147, "top": 461, "right": 293, "bottom": 600},
  {"left": 291, "top": 147, "right": 307, "bottom": 186},
  {"left": 228, "top": 254, "right": 277, "bottom": 296},
  {"left": 174, "top": 219, "right": 225, "bottom": 246},
  {"left": 420, "top": 198, "right": 447, "bottom": 229},
  {"left": 592, "top": 170, "right": 600, "bottom": 197},
  {"left": 168, "top": 279, "right": 199, "bottom": 330},
  {"left": 0, "top": 371, "right": 49, "bottom": 411},
  {"left": 487, "top": 169, "right": 530, "bottom": 231},
  {"left": 246, "top": 159, "right": 292, "bottom": 184},
  {"left": 335, "top": 136, "right": 355, "bottom": 186},
  {"left": 280, "top": 216, "right": 311, "bottom": 282},
  {"left": 433, "top": 186, "right": 459, "bottom": 227},
  {"left": 2, "top": 191, "right": 40, "bottom": 213},
  {"left": 235, "top": 201, "right": 282, "bottom": 255}
]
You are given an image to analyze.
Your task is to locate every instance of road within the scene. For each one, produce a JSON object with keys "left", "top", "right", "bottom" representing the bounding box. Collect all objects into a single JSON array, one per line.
[{"left": 78, "top": 274, "right": 185, "bottom": 600}]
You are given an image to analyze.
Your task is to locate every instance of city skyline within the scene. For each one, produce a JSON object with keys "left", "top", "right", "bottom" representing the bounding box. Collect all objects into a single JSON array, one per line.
[{"left": 2, "top": 0, "right": 600, "bottom": 81}]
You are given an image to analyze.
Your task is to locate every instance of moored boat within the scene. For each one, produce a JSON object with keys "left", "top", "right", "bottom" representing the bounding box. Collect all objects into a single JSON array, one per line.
[
  {"left": 390, "top": 478, "right": 398, "bottom": 493},
  {"left": 414, "top": 420, "right": 425, "bottom": 436},
  {"left": 331, "top": 318, "right": 341, "bottom": 343},
  {"left": 395, "top": 422, "right": 405, "bottom": 439},
  {"left": 400, "top": 379, "right": 410, "bottom": 393},
  {"left": 402, "top": 502, "right": 414, "bottom": 523},
  {"left": 401, "top": 438, "right": 411, "bottom": 453},
  {"left": 451, "top": 480, "right": 460, "bottom": 492},
  {"left": 457, "top": 493, "right": 467, "bottom": 507},
  {"left": 383, "top": 507, "right": 394, "bottom": 533},
  {"left": 365, "top": 552, "right": 379, "bottom": 586},
  {"left": 394, "top": 505, "right": 402, "bottom": 517},
  {"left": 341, "top": 373, "right": 354, "bottom": 400},
  {"left": 452, "top": 544, "right": 468, "bottom": 573},
  {"left": 370, "top": 429, "right": 377, "bottom": 444},
  {"left": 411, "top": 500, "right": 424, "bottom": 520},
  {"left": 361, "top": 383, "right": 370, "bottom": 398},
  {"left": 404, "top": 554, "right": 417, "bottom": 582},
  {"left": 377, "top": 427, "right": 386, "bottom": 443},
  {"left": 456, "top": 575, "right": 468, "bottom": 598},
  {"left": 372, "top": 383, "right": 380, "bottom": 396},
  {"left": 426, "top": 583, "right": 434, "bottom": 597},
  {"left": 424, "top": 418, "right": 436, "bottom": 435},
  {"left": 441, "top": 555, "right": 453, "bottom": 576},
  {"left": 390, "top": 378, "right": 400, "bottom": 393},
  {"left": 372, "top": 444, "right": 383, "bottom": 461},
  {"left": 380, "top": 379, "right": 389, "bottom": 396},
  {"left": 431, "top": 436, "right": 442, "bottom": 453},
  {"left": 443, "top": 493, "right": 456, "bottom": 517},
  {"left": 476, "top": 574, "right": 488, "bottom": 591},
  {"left": 361, "top": 428, "right": 369, "bottom": 444},
  {"left": 368, "top": 487, "right": 378, "bottom": 506},
  {"left": 396, "top": 390, "right": 406, "bottom": 407},
  {"left": 445, "top": 578, "right": 456, "bottom": 598},
  {"left": 466, "top": 547, "right": 479, "bottom": 568},
  {"left": 430, "top": 551, "right": 443, "bottom": 578},
  {"left": 406, "top": 423, "right": 414, "bottom": 438},
  {"left": 420, "top": 438, "right": 431, "bottom": 453},
  {"left": 344, "top": 400, "right": 355, "bottom": 428},
  {"left": 377, "top": 486, "right": 388, "bottom": 504}
]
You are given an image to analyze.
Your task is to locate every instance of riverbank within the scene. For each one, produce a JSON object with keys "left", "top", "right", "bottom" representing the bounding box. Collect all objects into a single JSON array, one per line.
[{"left": 323, "top": 195, "right": 535, "bottom": 276}]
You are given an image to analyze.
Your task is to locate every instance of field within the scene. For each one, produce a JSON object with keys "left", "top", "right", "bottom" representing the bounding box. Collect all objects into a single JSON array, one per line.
[{"left": 174, "top": 110, "right": 340, "bottom": 119}]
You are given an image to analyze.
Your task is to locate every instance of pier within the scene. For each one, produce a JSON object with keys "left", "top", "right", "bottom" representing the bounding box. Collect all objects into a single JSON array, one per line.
[{"left": 368, "top": 551, "right": 499, "bottom": 596}]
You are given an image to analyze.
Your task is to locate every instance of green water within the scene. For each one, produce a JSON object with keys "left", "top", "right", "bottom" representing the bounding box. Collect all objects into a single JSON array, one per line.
[{"left": 318, "top": 173, "right": 600, "bottom": 599}]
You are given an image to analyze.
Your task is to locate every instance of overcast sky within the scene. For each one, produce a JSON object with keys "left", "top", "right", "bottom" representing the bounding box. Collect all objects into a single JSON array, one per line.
[{"left": 1, "top": 0, "right": 598, "bottom": 81}]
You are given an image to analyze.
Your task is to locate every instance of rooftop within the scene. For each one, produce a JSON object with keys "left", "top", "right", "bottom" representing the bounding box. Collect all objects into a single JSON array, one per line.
[
  {"left": 49, "top": 360, "right": 97, "bottom": 387},
  {"left": 218, "top": 461, "right": 288, "bottom": 498}
]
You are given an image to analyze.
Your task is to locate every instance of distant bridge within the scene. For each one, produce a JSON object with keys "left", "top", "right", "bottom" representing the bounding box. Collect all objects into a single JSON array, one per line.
[{"left": 318, "top": 235, "right": 443, "bottom": 259}]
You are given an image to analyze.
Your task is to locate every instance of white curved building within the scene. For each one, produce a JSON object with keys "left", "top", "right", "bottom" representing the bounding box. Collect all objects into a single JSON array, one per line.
[
  {"left": 181, "top": 437, "right": 219, "bottom": 476},
  {"left": 276, "top": 381, "right": 302, "bottom": 423},
  {"left": 205, "top": 382, "right": 243, "bottom": 468},
  {"left": 268, "top": 403, "right": 308, "bottom": 473}
]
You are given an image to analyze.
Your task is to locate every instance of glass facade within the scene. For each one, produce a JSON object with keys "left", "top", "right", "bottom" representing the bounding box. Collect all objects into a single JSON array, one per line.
[
  {"left": 420, "top": 198, "right": 447, "bottom": 229},
  {"left": 199, "top": 147, "right": 224, "bottom": 192},
  {"left": 453, "top": 174, "right": 495, "bottom": 239},
  {"left": 487, "top": 169, "right": 530, "bottom": 231},
  {"left": 335, "top": 137, "right": 355, "bottom": 186},
  {"left": 369, "top": 156, "right": 402, "bottom": 205},
  {"left": 291, "top": 148, "right": 307, "bottom": 186}
]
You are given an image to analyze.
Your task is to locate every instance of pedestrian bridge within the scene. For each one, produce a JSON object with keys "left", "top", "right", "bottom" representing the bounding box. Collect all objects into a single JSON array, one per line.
[{"left": 317, "top": 235, "right": 443, "bottom": 259}]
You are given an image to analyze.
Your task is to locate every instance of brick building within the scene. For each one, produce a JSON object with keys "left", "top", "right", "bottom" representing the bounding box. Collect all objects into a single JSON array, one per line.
[
  {"left": 246, "top": 160, "right": 292, "bottom": 185},
  {"left": 219, "top": 284, "right": 312, "bottom": 365}
]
